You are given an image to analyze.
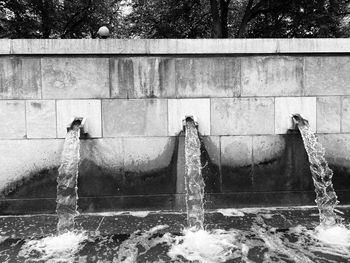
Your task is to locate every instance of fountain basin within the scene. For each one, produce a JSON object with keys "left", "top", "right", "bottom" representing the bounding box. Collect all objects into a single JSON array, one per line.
[{"left": 1, "top": 206, "right": 350, "bottom": 262}]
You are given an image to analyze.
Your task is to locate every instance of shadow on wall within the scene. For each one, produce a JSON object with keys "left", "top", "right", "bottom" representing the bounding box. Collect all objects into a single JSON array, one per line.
[
  {"left": 0, "top": 134, "right": 220, "bottom": 214},
  {"left": 220, "top": 130, "right": 350, "bottom": 207},
  {"left": 2, "top": 131, "right": 350, "bottom": 214}
]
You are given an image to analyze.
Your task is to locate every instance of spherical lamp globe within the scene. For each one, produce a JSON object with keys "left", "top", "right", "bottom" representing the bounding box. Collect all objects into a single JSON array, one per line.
[{"left": 97, "top": 26, "right": 110, "bottom": 38}]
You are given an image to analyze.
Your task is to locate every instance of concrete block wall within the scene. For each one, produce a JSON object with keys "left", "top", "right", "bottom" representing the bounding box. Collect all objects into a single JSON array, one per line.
[{"left": 1, "top": 39, "right": 350, "bottom": 213}]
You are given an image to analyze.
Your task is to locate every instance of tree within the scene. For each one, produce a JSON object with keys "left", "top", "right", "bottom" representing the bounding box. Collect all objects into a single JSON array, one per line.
[
  {"left": 241, "top": 0, "right": 350, "bottom": 38},
  {"left": 117, "top": 0, "right": 212, "bottom": 38},
  {"left": 1, "top": 0, "right": 349, "bottom": 38},
  {"left": 0, "top": 0, "right": 121, "bottom": 38}
]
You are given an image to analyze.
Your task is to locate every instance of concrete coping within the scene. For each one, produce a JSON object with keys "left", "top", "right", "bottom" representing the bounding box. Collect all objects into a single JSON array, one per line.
[{"left": 1, "top": 39, "right": 350, "bottom": 55}]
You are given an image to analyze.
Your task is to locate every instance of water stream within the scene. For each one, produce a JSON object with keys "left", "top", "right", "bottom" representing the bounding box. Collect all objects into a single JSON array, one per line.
[
  {"left": 56, "top": 125, "right": 81, "bottom": 234},
  {"left": 184, "top": 118, "right": 205, "bottom": 230},
  {"left": 293, "top": 114, "right": 341, "bottom": 227}
]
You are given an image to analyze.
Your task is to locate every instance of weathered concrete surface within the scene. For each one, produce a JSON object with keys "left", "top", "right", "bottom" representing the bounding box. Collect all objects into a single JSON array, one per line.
[
  {"left": 201, "top": 136, "right": 220, "bottom": 167},
  {"left": 316, "top": 97, "right": 341, "bottom": 133},
  {"left": 111, "top": 57, "right": 175, "bottom": 98},
  {"left": 305, "top": 57, "right": 350, "bottom": 95},
  {"left": 221, "top": 136, "right": 252, "bottom": 167},
  {"left": 211, "top": 98, "right": 274, "bottom": 135},
  {"left": 252, "top": 135, "right": 285, "bottom": 164},
  {"left": 275, "top": 97, "right": 316, "bottom": 134},
  {"left": 341, "top": 97, "right": 350, "bottom": 132},
  {"left": 0, "top": 57, "right": 41, "bottom": 99},
  {"left": 0, "top": 139, "right": 63, "bottom": 194},
  {"left": 175, "top": 58, "right": 240, "bottom": 97},
  {"left": 317, "top": 134, "right": 350, "bottom": 191},
  {"left": 56, "top": 100, "right": 102, "bottom": 138},
  {"left": 200, "top": 136, "right": 221, "bottom": 193},
  {"left": 0, "top": 40, "right": 11, "bottom": 54},
  {"left": 41, "top": 58, "right": 109, "bottom": 99},
  {"left": 78, "top": 138, "right": 124, "bottom": 200},
  {"left": 0, "top": 101, "right": 25, "bottom": 138},
  {"left": 102, "top": 99, "right": 168, "bottom": 137},
  {"left": 168, "top": 99, "right": 210, "bottom": 135},
  {"left": 80, "top": 138, "right": 124, "bottom": 172},
  {"left": 221, "top": 136, "right": 253, "bottom": 192},
  {"left": 252, "top": 133, "right": 312, "bottom": 192},
  {"left": 241, "top": 56, "right": 303, "bottom": 96},
  {"left": 123, "top": 137, "right": 175, "bottom": 172},
  {"left": 26, "top": 100, "right": 56, "bottom": 138},
  {"left": 6, "top": 39, "right": 350, "bottom": 55},
  {"left": 318, "top": 134, "right": 350, "bottom": 169}
]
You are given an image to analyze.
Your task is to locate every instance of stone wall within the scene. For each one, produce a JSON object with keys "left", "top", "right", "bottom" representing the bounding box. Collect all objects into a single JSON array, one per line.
[{"left": 1, "top": 39, "right": 350, "bottom": 214}]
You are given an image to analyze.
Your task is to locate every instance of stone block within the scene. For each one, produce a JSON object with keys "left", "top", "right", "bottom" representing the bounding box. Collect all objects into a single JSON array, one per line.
[
  {"left": 201, "top": 136, "right": 220, "bottom": 166},
  {"left": 200, "top": 136, "right": 221, "bottom": 193},
  {"left": 111, "top": 57, "right": 175, "bottom": 98},
  {"left": 102, "top": 99, "right": 168, "bottom": 137},
  {"left": 252, "top": 134, "right": 313, "bottom": 192},
  {"left": 80, "top": 138, "right": 124, "bottom": 172},
  {"left": 123, "top": 137, "right": 177, "bottom": 195},
  {"left": 78, "top": 138, "right": 124, "bottom": 197},
  {"left": 41, "top": 58, "right": 109, "bottom": 99},
  {"left": 56, "top": 100, "right": 102, "bottom": 138},
  {"left": 211, "top": 98, "right": 274, "bottom": 135},
  {"left": 342, "top": 97, "right": 350, "bottom": 132},
  {"left": 252, "top": 135, "right": 285, "bottom": 164},
  {"left": 305, "top": 57, "right": 350, "bottom": 95},
  {"left": 0, "top": 139, "right": 63, "bottom": 193},
  {"left": 316, "top": 97, "right": 341, "bottom": 133},
  {"left": 318, "top": 134, "right": 350, "bottom": 168},
  {"left": 168, "top": 99, "right": 210, "bottom": 135},
  {"left": 175, "top": 57, "right": 240, "bottom": 97},
  {"left": 123, "top": 137, "right": 175, "bottom": 172},
  {"left": 221, "top": 136, "right": 253, "bottom": 192},
  {"left": 0, "top": 101, "right": 25, "bottom": 138},
  {"left": 0, "top": 40, "right": 10, "bottom": 54},
  {"left": 275, "top": 97, "right": 316, "bottom": 134},
  {"left": 317, "top": 134, "right": 350, "bottom": 190},
  {"left": 26, "top": 100, "right": 56, "bottom": 138},
  {"left": 0, "top": 57, "right": 41, "bottom": 99},
  {"left": 221, "top": 136, "right": 252, "bottom": 167},
  {"left": 241, "top": 56, "right": 303, "bottom": 96}
]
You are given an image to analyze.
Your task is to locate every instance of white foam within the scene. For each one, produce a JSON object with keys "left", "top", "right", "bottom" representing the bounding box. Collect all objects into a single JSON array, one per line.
[
  {"left": 216, "top": 209, "right": 245, "bottom": 217},
  {"left": 82, "top": 211, "right": 150, "bottom": 217},
  {"left": 315, "top": 225, "right": 350, "bottom": 246},
  {"left": 168, "top": 228, "right": 244, "bottom": 263},
  {"left": 19, "top": 231, "right": 88, "bottom": 262}
]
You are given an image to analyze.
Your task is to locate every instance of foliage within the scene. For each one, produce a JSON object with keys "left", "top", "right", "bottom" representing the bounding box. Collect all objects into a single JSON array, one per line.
[
  {"left": 0, "top": 0, "right": 349, "bottom": 38},
  {"left": 0, "top": 0, "right": 120, "bottom": 38},
  {"left": 116, "top": 0, "right": 212, "bottom": 38},
  {"left": 244, "top": 0, "right": 350, "bottom": 38}
]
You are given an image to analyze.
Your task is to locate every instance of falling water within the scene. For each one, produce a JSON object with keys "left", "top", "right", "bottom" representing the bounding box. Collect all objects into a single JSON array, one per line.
[
  {"left": 56, "top": 124, "right": 81, "bottom": 234},
  {"left": 293, "top": 114, "right": 341, "bottom": 227},
  {"left": 184, "top": 118, "right": 205, "bottom": 230}
]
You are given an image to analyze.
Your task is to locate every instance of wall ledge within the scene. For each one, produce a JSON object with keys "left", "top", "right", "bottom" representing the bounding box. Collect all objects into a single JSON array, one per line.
[{"left": 1, "top": 39, "right": 350, "bottom": 55}]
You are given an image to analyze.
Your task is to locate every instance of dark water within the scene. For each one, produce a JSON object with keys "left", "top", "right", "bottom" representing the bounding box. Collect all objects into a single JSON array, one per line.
[{"left": 1, "top": 207, "right": 350, "bottom": 262}]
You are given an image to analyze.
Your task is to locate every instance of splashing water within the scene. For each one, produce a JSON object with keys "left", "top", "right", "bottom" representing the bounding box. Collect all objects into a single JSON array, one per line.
[
  {"left": 56, "top": 126, "right": 80, "bottom": 234},
  {"left": 167, "top": 228, "right": 247, "bottom": 263},
  {"left": 115, "top": 225, "right": 169, "bottom": 263},
  {"left": 293, "top": 114, "right": 341, "bottom": 227},
  {"left": 18, "top": 231, "right": 88, "bottom": 263},
  {"left": 184, "top": 119, "right": 205, "bottom": 231}
]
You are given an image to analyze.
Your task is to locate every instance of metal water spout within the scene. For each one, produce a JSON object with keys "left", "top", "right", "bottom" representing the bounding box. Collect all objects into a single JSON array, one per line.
[
  {"left": 67, "top": 117, "right": 88, "bottom": 137},
  {"left": 182, "top": 115, "right": 198, "bottom": 132},
  {"left": 291, "top": 113, "right": 309, "bottom": 129}
]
